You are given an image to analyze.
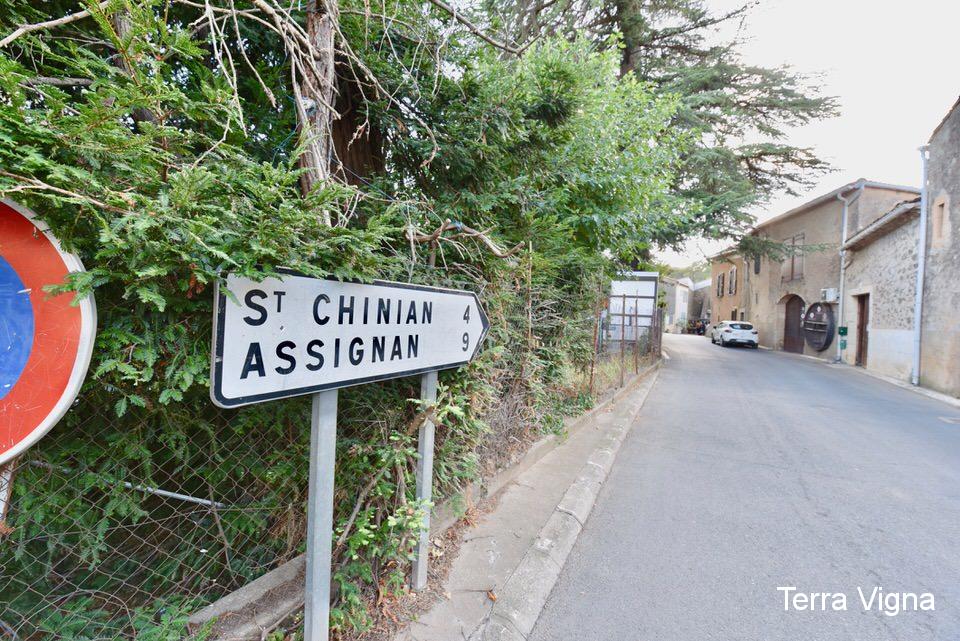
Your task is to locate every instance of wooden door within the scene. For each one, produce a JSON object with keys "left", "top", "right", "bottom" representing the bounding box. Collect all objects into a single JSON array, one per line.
[
  {"left": 784, "top": 295, "right": 804, "bottom": 353},
  {"left": 856, "top": 294, "right": 869, "bottom": 367}
]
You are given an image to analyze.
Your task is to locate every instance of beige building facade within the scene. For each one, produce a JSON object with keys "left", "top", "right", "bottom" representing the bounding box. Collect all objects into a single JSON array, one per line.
[
  {"left": 704, "top": 98, "right": 960, "bottom": 398},
  {"left": 710, "top": 181, "right": 919, "bottom": 362},
  {"left": 709, "top": 252, "right": 747, "bottom": 324},
  {"left": 749, "top": 182, "right": 918, "bottom": 360}
]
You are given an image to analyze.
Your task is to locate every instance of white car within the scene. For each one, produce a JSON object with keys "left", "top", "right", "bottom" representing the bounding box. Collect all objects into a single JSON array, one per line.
[{"left": 710, "top": 321, "right": 759, "bottom": 348}]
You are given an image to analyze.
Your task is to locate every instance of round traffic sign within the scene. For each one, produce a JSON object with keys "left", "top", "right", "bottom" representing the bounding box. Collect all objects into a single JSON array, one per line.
[{"left": 0, "top": 200, "right": 96, "bottom": 465}]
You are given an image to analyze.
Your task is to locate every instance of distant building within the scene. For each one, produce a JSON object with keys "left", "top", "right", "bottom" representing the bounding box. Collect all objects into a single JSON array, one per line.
[
  {"left": 748, "top": 181, "right": 918, "bottom": 359},
  {"left": 690, "top": 279, "right": 712, "bottom": 321},
  {"left": 709, "top": 250, "right": 747, "bottom": 324},
  {"left": 661, "top": 276, "right": 692, "bottom": 332},
  {"left": 702, "top": 98, "right": 960, "bottom": 398}
]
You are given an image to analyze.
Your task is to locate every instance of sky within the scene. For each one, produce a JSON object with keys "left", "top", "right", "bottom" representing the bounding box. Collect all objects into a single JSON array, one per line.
[{"left": 656, "top": 0, "right": 960, "bottom": 267}]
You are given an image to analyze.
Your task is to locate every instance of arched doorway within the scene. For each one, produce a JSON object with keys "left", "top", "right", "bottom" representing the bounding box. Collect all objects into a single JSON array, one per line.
[{"left": 784, "top": 295, "right": 805, "bottom": 353}]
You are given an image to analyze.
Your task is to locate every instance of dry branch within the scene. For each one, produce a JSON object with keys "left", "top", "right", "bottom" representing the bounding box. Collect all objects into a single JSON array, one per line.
[
  {"left": 425, "top": 0, "right": 520, "bottom": 55},
  {"left": 0, "top": 170, "right": 128, "bottom": 214},
  {"left": 22, "top": 76, "right": 93, "bottom": 87},
  {"left": 411, "top": 219, "right": 525, "bottom": 259},
  {"left": 0, "top": 1, "right": 111, "bottom": 48}
]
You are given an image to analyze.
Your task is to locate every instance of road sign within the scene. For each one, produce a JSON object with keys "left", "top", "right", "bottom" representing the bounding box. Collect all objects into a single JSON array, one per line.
[
  {"left": 209, "top": 271, "right": 488, "bottom": 641},
  {"left": 211, "top": 272, "right": 489, "bottom": 408},
  {"left": 0, "top": 200, "right": 96, "bottom": 465}
]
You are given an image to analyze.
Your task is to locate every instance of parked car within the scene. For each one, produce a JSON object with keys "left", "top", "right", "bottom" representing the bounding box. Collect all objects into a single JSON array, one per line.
[{"left": 710, "top": 321, "right": 759, "bottom": 348}]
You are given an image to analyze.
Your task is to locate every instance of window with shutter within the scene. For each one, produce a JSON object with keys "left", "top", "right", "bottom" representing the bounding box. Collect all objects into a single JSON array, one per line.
[
  {"left": 729, "top": 267, "right": 737, "bottom": 294},
  {"left": 781, "top": 234, "right": 805, "bottom": 281},
  {"left": 932, "top": 197, "right": 949, "bottom": 247}
]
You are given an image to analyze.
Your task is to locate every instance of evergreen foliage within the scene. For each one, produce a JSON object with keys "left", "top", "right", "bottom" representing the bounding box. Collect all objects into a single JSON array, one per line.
[
  {"left": 0, "top": 2, "right": 691, "bottom": 636},
  {"left": 490, "top": 0, "right": 838, "bottom": 246}
]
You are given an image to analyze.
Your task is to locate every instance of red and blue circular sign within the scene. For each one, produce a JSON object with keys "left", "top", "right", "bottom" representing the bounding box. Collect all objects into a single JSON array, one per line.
[{"left": 1, "top": 200, "right": 96, "bottom": 465}]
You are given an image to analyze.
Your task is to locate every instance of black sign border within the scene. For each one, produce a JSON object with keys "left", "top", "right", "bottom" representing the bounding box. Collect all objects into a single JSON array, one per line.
[{"left": 210, "top": 271, "right": 489, "bottom": 408}]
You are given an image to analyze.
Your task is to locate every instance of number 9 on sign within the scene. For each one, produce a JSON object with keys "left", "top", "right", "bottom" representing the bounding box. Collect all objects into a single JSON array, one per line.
[{"left": 462, "top": 332, "right": 469, "bottom": 351}]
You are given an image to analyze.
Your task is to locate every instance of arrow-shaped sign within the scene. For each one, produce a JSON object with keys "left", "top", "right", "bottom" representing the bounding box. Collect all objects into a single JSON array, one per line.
[{"left": 211, "top": 272, "right": 489, "bottom": 408}]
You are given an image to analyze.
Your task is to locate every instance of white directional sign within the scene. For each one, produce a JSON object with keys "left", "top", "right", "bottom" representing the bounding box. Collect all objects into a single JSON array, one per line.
[{"left": 211, "top": 272, "right": 489, "bottom": 408}]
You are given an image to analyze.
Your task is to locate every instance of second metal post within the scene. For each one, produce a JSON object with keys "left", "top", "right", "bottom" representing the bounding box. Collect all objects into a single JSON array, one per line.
[
  {"left": 304, "top": 390, "right": 339, "bottom": 641},
  {"left": 412, "top": 370, "right": 438, "bottom": 590}
]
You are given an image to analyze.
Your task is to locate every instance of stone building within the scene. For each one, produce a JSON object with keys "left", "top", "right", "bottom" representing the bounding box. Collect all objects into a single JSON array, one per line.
[
  {"left": 703, "top": 98, "right": 960, "bottom": 397},
  {"left": 709, "top": 251, "right": 747, "bottom": 323},
  {"left": 748, "top": 181, "right": 918, "bottom": 359},
  {"left": 711, "top": 179, "right": 919, "bottom": 358},
  {"left": 918, "top": 98, "right": 960, "bottom": 395},
  {"left": 689, "top": 279, "right": 712, "bottom": 322},
  {"left": 839, "top": 198, "right": 920, "bottom": 379}
]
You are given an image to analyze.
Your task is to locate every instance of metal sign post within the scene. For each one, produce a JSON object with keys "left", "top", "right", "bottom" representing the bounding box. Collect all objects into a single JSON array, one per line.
[
  {"left": 304, "top": 390, "right": 338, "bottom": 641},
  {"left": 0, "top": 459, "right": 15, "bottom": 526},
  {"left": 210, "top": 272, "right": 489, "bottom": 641},
  {"left": 620, "top": 294, "right": 627, "bottom": 387},
  {"left": 589, "top": 308, "right": 601, "bottom": 396},
  {"left": 411, "top": 370, "right": 437, "bottom": 590},
  {"left": 634, "top": 303, "right": 640, "bottom": 373}
]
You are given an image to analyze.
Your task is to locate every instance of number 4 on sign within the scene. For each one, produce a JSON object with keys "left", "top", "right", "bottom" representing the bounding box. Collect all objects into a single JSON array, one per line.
[{"left": 462, "top": 305, "right": 470, "bottom": 351}]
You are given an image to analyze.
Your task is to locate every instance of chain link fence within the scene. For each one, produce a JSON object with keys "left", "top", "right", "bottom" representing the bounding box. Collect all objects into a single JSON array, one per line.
[
  {"left": 0, "top": 394, "right": 312, "bottom": 641},
  {"left": 588, "top": 301, "right": 662, "bottom": 396},
  {"left": 0, "top": 295, "right": 662, "bottom": 641}
]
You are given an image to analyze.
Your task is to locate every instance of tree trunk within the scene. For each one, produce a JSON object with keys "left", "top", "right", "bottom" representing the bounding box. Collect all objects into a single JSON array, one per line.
[
  {"left": 614, "top": 0, "right": 646, "bottom": 77},
  {"left": 110, "top": 9, "right": 158, "bottom": 126},
  {"left": 330, "top": 73, "right": 384, "bottom": 186},
  {"left": 296, "top": 0, "right": 339, "bottom": 225}
]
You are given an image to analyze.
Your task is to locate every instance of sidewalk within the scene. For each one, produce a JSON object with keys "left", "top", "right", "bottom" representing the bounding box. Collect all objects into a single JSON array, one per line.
[
  {"left": 396, "top": 366, "right": 660, "bottom": 641},
  {"left": 765, "top": 345, "right": 960, "bottom": 410}
]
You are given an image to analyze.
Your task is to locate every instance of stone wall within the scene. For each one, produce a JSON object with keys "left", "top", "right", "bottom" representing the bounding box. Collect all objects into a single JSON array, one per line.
[
  {"left": 842, "top": 215, "right": 919, "bottom": 380},
  {"left": 749, "top": 186, "right": 918, "bottom": 359},
  {"left": 690, "top": 282, "right": 710, "bottom": 321},
  {"left": 920, "top": 101, "right": 960, "bottom": 396}
]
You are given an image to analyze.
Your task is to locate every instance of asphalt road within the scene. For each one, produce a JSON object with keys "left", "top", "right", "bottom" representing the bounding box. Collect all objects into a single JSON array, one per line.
[{"left": 530, "top": 334, "right": 960, "bottom": 641}]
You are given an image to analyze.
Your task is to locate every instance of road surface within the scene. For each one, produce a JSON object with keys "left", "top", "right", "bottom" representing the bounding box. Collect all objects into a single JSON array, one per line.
[{"left": 530, "top": 334, "right": 960, "bottom": 641}]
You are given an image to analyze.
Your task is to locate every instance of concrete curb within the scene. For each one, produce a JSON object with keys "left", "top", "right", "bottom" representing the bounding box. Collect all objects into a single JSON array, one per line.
[
  {"left": 468, "top": 369, "right": 659, "bottom": 641},
  {"left": 431, "top": 360, "right": 661, "bottom": 534}
]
